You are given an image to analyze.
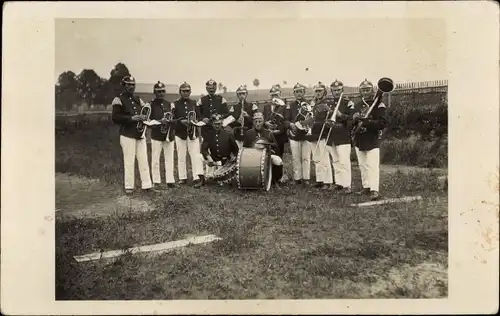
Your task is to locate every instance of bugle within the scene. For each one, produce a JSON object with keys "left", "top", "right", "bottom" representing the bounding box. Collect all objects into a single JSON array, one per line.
[
  {"left": 160, "top": 111, "right": 173, "bottom": 140},
  {"left": 351, "top": 77, "right": 394, "bottom": 142},
  {"left": 137, "top": 102, "right": 152, "bottom": 139}
]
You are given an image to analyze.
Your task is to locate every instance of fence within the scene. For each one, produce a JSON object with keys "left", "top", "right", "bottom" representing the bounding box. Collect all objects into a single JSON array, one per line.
[{"left": 55, "top": 79, "right": 448, "bottom": 117}]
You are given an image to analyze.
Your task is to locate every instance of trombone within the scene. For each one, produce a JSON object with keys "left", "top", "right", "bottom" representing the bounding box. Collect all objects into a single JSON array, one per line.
[
  {"left": 137, "top": 102, "right": 152, "bottom": 139},
  {"left": 160, "top": 111, "right": 173, "bottom": 140},
  {"left": 311, "top": 93, "right": 343, "bottom": 164},
  {"left": 351, "top": 77, "right": 394, "bottom": 143}
]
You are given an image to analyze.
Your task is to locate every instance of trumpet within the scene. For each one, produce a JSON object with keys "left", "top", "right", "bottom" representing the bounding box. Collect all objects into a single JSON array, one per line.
[
  {"left": 187, "top": 110, "right": 197, "bottom": 139},
  {"left": 288, "top": 101, "right": 314, "bottom": 138},
  {"left": 351, "top": 77, "right": 394, "bottom": 143},
  {"left": 137, "top": 102, "right": 152, "bottom": 139},
  {"left": 160, "top": 111, "right": 173, "bottom": 140}
]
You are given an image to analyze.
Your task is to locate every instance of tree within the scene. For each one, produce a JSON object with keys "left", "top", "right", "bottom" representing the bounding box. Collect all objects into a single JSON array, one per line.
[
  {"left": 55, "top": 70, "right": 79, "bottom": 111},
  {"left": 76, "top": 69, "right": 104, "bottom": 105},
  {"left": 107, "top": 62, "right": 131, "bottom": 97},
  {"left": 217, "top": 82, "right": 224, "bottom": 92},
  {"left": 253, "top": 78, "right": 260, "bottom": 89},
  {"left": 222, "top": 85, "right": 228, "bottom": 93}
]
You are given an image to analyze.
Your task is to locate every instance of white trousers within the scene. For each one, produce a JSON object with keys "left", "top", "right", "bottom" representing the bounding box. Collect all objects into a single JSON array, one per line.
[
  {"left": 119, "top": 135, "right": 152, "bottom": 190},
  {"left": 328, "top": 144, "right": 352, "bottom": 188},
  {"left": 151, "top": 139, "right": 175, "bottom": 184},
  {"left": 311, "top": 139, "right": 333, "bottom": 184},
  {"left": 355, "top": 147, "right": 380, "bottom": 191},
  {"left": 289, "top": 139, "right": 311, "bottom": 180},
  {"left": 175, "top": 136, "right": 204, "bottom": 181}
]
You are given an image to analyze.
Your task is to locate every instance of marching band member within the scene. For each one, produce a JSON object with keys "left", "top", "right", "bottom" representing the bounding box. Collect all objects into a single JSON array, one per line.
[
  {"left": 222, "top": 85, "right": 259, "bottom": 148},
  {"left": 201, "top": 114, "right": 240, "bottom": 171},
  {"left": 172, "top": 82, "right": 205, "bottom": 188},
  {"left": 196, "top": 79, "right": 230, "bottom": 179},
  {"left": 263, "top": 85, "right": 288, "bottom": 183},
  {"left": 324, "top": 80, "right": 355, "bottom": 194},
  {"left": 149, "top": 81, "right": 177, "bottom": 188},
  {"left": 284, "top": 82, "right": 312, "bottom": 186},
  {"left": 352, "top": 79, "right": 388, "bottom": 200},
  {"left": 111, "top": 75, "right": 154, "bottom": 195},
  {"left": 308, "top": 82, "right": 334, "bottom": 189},
  {"left": 243, "top": 112, "right": 284, "bottom": 188}
]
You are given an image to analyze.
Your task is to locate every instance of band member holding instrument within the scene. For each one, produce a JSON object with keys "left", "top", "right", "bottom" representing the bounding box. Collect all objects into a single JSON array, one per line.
[
  {"left": 172, "top": 82, "right": 205, "bottom": 188},
  {"left": 352, "top": 79, "right": 390, "bottom": 200},
  {"left": 196, "top": 79, "right": 230, "bottom": 179},
  {"left": 111, "top": 75, "right": 154, "bottom": 195},
  {"left": 149, "top": 81, "right": 177, "bottom": 189},
  {"left": 222, "top": 85, "right": 259, "bottom": 148},
  {"left": 284, "top": 82, "right": 312, "bottom": 186},
  {"left": 196, "top": 79, "right": 230, "bottom": 139},
  {"left": 243, "top": 112, "right": 284, "bottom": 188},
  {"left": 201, "top": 114, "right": 240, "bottom": 172},
  {"left": 309, "top": 82, "right": 334, "bottom": 189},
  {"left": 324, "top": 80, "right": 355, "bottom": 194},
  {"left": 263, "top": 85, "right": 288, "bottom": 183}
]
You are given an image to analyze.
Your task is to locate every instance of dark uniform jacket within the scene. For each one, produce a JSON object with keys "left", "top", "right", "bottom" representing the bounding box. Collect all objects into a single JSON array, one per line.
[
  {"left": 172, "top": 97, "right": 201, "bottom": 140},
  {"left": 352, "top": 99, "right": 388, "bottom": 151},
  {"left": 326, "top": 97, "right": 355, "bottom": 146},
  {"left": 284, "top": 99, "right": 310, "bottom": 142},
  {"left": 111, "top": 92, "right": 148, "bottom": 140},
  {"left": 149, "top": 98, "right": 176, "bottom": 142},
  {"left": 197, "top": 94, "right": 229, "bottom": 139},
  {"left": 228, "top": 100, "right": 259, "bottom": 141},
  {"left": 242, "top": 128, "right": 280, "bottom": 156},
  {"left": 307, "top": 97, "right": 331, "bottom": 142},
  {"left": 201, "top": 129, "right": 239, "bottom": 163},
  {"left": 263, "top": 100, "right": 288, "bottom": 144}
]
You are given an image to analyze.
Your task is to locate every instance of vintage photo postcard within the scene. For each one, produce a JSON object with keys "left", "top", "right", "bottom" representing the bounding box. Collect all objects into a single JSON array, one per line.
[{"left": 1, "top": 1, "right": 499, "bottom": 315}]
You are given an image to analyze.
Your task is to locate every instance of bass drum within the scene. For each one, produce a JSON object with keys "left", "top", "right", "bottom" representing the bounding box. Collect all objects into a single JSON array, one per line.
[{"left": 236, "top": 147, "right": 273, "bottom": 191}]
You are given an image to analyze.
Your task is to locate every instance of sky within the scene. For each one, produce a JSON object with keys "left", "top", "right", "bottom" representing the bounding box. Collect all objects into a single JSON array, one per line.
[{"left": 55, "top": 18, "right": 447, "bottom": 95}]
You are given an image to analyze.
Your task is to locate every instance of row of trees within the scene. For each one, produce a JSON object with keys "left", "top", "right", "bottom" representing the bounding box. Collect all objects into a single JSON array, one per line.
[
  {"left": 55, "top": 62, "right": 275, "bottom": 111},
  {"left": 55, "top": 63, "right": 131, "bottom": 111}
]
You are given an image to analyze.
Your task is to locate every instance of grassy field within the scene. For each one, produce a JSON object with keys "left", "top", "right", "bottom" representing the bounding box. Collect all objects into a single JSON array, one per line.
[{"left": 55, "top": 123, "right": 448, "bottom": 300}]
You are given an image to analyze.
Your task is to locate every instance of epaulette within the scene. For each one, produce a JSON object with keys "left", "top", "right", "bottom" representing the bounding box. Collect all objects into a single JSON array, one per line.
[
  {"left": 221, "top": 97, "right": 228, "bottom": 103},
  {"left": 378, "top": 102, "right": 386, "bottom": 108},
  {"left": 112, "top": 97, "right": 122, "bottom": 106}
]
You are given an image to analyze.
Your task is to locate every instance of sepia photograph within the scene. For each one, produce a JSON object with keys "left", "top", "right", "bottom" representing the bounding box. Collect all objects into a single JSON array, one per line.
[
  {"left": 54, "top": 17, "right": 449, "bottom": 300},
  {"left": 1, "top": 1, "right": 498, "bottom": 315}
]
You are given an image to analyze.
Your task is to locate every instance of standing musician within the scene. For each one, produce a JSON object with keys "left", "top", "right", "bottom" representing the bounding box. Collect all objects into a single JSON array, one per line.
[
  {"left": 243, "top": 112, "right": 284, "bottom": 188},
  {"left": 149, "top": 81, "right": 177, "bottom": 189},
  {"left": 324, "top": 80, "right": 355, "bottom": 194},
  {"left": 201, "top": 113, "right": 240, "bottom": 173},
  {"left": 222, "top": 85, "right": 259, "bottom": 148},
  {"left": 308, "top": 82, "right": 334, "bottom": 189},
  {"left": 352, "top": 79, "right": 388, "bottom": 200},
  {"left": 284, "top": 82, "right": 312, "bottom": 186},
  {"left": 263, "top": 85, "right": 288, "bottom": 183},
  {"left": 172, "top": 82, "right": 205, "bottom": 188},
  {"left": 196, "top": 79, "right": 230, "bottom": 139},
  {"left": 111, "top": 75, "right": 154, "bottom": 195},
  {"left": 196, "top": 79, "right": 230, "bottom": 179}
]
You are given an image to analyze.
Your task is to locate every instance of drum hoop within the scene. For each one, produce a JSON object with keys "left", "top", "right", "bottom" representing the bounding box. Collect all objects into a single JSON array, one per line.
[
  {"left": 236, "top": 147, "right": 243, "bottom": 189},
  {"left": 260, "top": 147, "right": 267, "bottom": 190},
  {"left": 264, "top": 154, "right": 273, "bottom": 191}
]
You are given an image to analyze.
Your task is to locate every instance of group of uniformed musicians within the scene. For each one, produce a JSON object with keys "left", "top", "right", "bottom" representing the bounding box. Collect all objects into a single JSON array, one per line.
[{"left": 111, "top": 75, "right": 388, "bottom": 201}]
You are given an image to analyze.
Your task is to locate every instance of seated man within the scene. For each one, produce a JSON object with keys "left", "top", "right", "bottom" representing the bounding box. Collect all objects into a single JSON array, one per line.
[
  {"left": 243, "top": 112, "right": 284, "bottom": 187},
  {"left": 201, "top": 114, "right": 240, "bottom": 175}
]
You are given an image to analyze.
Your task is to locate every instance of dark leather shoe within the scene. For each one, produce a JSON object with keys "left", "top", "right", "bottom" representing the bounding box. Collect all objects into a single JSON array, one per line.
[{"left": 370, "top": 190, "right": 381, "bottom": 200}]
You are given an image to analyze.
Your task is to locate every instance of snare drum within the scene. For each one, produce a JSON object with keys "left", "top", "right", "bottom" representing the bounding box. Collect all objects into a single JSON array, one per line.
[
  {"left": 236, "top": 147, "right": 273, "bottom": 191},
  {"left": 212, "top": 160, "right": 238, "bottom": 185}
]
